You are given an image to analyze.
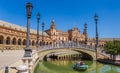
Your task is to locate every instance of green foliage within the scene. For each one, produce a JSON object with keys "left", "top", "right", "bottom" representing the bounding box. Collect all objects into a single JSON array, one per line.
[{"left": 104, "top": 40, "right": 120, "bottom": 60}]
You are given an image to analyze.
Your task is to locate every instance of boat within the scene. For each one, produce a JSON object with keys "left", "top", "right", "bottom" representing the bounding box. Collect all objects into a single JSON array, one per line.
[{"left": 73, "top": 61, "right": 88, "bottom": 71}]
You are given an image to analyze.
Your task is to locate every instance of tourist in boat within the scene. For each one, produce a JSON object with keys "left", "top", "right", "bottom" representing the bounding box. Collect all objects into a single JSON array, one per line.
[
  {"left": 76, "top": 61, "right": 84, "bottom": 66},
  {"left": 80, "top": 61, "right": 83, "bottom": 65}
]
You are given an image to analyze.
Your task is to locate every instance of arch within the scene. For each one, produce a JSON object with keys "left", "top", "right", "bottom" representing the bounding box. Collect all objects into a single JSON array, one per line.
[
  {"left": 40, "top": 41, "right": 42, "bottom": 46},
  {"left": 6, "top": 37, "right": 10, "bottom": 45},
  {"left": 18, "top": 39, "right": 22, "bottom": 45},
  {"left": 46, "top": 42, "right": 48, "bottom": 45},
  {"left": 73, "top": 49, "right": 95, "bottom": 60},
  {"left": 32, "top": 40, "right": 35, "bottom": 46},
  {"left": 23, "top": 39, "right": 26, "bottom": 45},
  {"left": 0, "top": 35, "right": 4, "bottom": 44},
  {"left": 39, "top": 48, "right": 96, "bottom": 61},
  {"left": 50, "top": 42, "right": 52, "bottom": 45},
  {"left": 12, "top": 38, "right": 16, "bottom": 45}
]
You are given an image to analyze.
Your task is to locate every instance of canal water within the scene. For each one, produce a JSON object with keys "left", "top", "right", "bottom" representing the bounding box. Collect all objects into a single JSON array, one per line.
[{"left": 34, "top": 60, "right": 120, "bottom": 73}]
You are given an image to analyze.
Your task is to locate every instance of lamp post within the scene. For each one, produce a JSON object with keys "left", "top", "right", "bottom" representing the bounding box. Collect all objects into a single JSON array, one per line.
[
  {"left": 36, "top": 12, "right": 40, "bottom": 51},
  {"left": 42, "top": 22, "right": 45, "bottom": 48},
  {"left": 94, "top": 14, "right": 98, "bottom": 61},
  {"left": 24, "top": 2, "right": 33, "bottom": 57}
]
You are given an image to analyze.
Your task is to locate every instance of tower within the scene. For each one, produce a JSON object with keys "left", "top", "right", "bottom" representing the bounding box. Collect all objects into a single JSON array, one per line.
[
  {"left": 50, "top": 19, "right": 57, "bottom": 41},
  {"left": 50, "top": 19, "right": 56, "bottom": 29},
  {"left": 83, "top": 23, "right": 87, "bottom": 44}
]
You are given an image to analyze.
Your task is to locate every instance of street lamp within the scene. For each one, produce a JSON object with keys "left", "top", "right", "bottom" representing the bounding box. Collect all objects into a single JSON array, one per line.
[
  {"left": 94, "top": 14, "right": 98, "bottom": 60},
  {"left": 36, "top": 12, "right": 40, "bottom": 51},
  {"left": 42, "top": 22, "right": 45, "bottom": 48},
  {"left": 24, "top": 2, "right": 33, "bottom": 57}
]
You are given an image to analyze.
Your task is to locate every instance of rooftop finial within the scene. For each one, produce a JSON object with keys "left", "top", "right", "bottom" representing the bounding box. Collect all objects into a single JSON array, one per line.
[
  {"left": 51, "top": 17, "right": 56, "bottom": 29},
  {"left": 52, "top": 17, "right": 55, "bottom": 23}
]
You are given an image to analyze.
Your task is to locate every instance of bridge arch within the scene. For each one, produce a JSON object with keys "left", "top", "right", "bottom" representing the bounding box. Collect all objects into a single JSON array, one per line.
[{"left": 39, "top": 48, "right": 96, "bottom": 61}]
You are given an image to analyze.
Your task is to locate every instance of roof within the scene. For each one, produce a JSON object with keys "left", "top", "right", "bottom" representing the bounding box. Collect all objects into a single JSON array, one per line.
[{"left": 0, "top": 20, "right": 49, "bottom": 36}]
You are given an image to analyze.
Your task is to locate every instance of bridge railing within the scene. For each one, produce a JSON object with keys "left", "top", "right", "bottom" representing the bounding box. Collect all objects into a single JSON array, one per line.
[{"left": 38, "top": 42, "right": 96, "bottom": 52}]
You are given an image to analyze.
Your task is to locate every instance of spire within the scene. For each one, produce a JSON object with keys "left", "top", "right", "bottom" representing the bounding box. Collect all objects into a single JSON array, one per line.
[
  {"left": 83, "top": 22, "right": 87, "bottom": 44},
  {"left": 83, "top": 22, "right": 87, "bottom": 34},
  {"left": 51, "top": 17, "right": 55, "bottom": 23},
  {"left": 51, "top": 19, "right": 56, "bottom": 29}
]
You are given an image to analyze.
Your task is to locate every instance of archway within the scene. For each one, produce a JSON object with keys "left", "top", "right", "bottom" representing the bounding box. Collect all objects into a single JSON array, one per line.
[
  {"left": 32, "top": 40, "right": 35, "bottom": 46},
  {"left": 18, "top": 39, "right": 22, "bottom": 45},
  {"left": 50, "top": 42, "right": 52, "bottom": 45},
  {"left": 0, "top": 35, "right": 4, "bottom": 44},
  {"left": 23, "top": 39, "right": 26, "bottom": 45},
  {"left": 6, "top": 37, "right": 10, "bottom": 45},
  {"left": 40, "top": 41, "right": 42, "bottom": 46},
  {"left": 12, "top": 38, "right": 16, "bottom": 45},
  {"left": 46, "top": 42, "right": 48, "bottom": 45}
]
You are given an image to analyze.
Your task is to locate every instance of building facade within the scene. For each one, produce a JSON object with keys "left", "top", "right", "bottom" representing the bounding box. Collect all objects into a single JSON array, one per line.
[
  {"left": 45, "top": 20, "right": 87, "bottom": 46},
  {"left": 0, "top": 20, "right": 120, "bottom": 50},
  {"left": 45, "top": 20, "right": 69, "bottom": 45},
  {"left": 0, "top": 20, "right": 86, "bottom": 50},
  {"left": 0, "top": 20, "right": 52, "bottom": 50}
]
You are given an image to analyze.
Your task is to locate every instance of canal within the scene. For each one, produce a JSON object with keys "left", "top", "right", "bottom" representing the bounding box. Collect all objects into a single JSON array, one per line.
[{"left": 34, "top": 60, "right": 120, "bottom": 73}]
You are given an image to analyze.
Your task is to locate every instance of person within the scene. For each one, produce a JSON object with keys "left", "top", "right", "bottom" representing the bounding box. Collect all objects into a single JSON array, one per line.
[{"left": 80, "top": 61, "right": 83, "bottom": 65}]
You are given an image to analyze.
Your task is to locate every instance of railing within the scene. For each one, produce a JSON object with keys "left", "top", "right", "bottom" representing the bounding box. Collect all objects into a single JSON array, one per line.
[
  {"left": 37, "top": 42, "right": 96, "bottom": 52},
  {"left": 36, "top": 41, "right": 120, "bottom": 59}
]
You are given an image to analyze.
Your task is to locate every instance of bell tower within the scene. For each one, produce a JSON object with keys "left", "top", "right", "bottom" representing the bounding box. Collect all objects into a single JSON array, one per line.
[
  {"left": 83, "top": 23, "right": 88, "bottom": 44},
  {"left": 51, "top": 19, "right": 56, "bottom": 29}
]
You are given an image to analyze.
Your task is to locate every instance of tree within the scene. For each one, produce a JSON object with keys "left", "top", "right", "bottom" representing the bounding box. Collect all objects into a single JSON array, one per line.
[{"left": 104, "top": 40, "right": 120, "bottom": 60}]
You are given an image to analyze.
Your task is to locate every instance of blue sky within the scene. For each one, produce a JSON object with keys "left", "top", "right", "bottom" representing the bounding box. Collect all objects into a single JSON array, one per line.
[{"left": 0, "top": 0, "right": 120, "bottom": 38}]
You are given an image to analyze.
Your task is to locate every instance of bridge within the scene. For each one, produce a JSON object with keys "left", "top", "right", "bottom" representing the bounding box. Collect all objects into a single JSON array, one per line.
[{"left": 33, "top": 42, "right": 108, "bottom": 61}]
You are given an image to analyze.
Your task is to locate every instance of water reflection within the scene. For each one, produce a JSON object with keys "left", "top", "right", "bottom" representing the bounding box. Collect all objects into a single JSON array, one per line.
[{"left": 34, "top": 60, "right": 120, "bottom": 73}]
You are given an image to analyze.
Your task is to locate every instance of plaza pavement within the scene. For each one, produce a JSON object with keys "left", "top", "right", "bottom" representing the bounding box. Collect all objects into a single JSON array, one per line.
[{"left": 0, "top": 50, "right": 24, "bottom": 70}]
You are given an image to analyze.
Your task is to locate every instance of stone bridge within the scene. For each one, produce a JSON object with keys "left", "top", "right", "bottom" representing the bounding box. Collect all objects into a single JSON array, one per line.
[{"left": 36, "top": 44, "right": 108, "bottom": 61}]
